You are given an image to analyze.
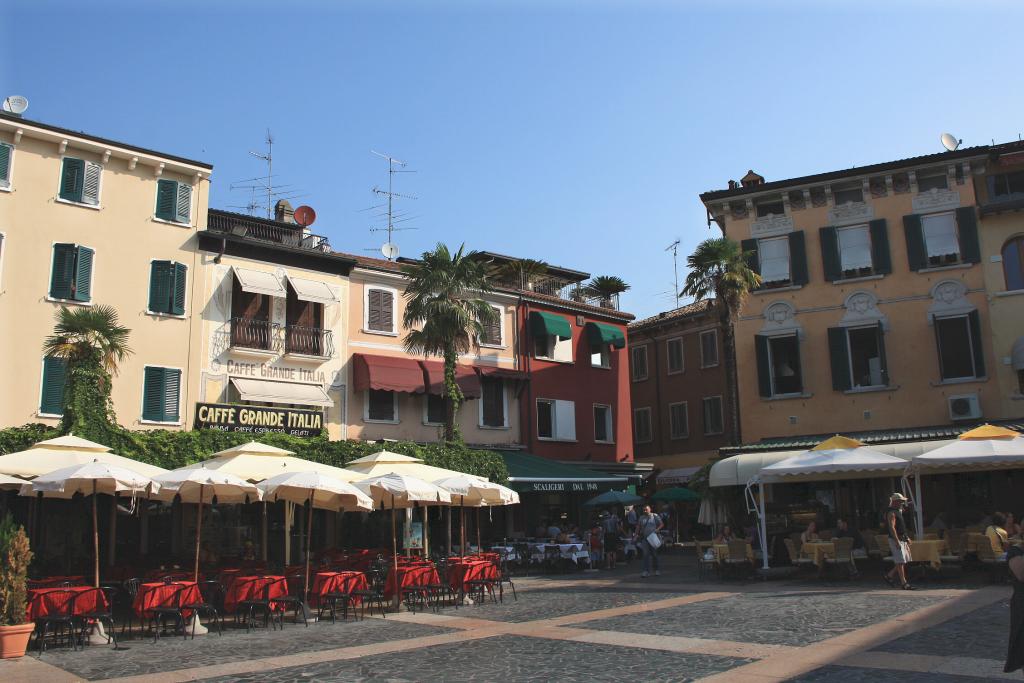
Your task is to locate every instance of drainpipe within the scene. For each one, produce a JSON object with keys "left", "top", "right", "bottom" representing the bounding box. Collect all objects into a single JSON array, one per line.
[
  {"left": 522, "top": 299, "right": 534, "bottom": 452},
  {"left": 645, "top": 330, "right": 664, "bottom": 465}
]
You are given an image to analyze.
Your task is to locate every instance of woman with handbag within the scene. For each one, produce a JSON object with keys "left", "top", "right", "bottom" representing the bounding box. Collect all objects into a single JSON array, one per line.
[{"left": 635, "top": 504, "right": 665, "bottom": 578}]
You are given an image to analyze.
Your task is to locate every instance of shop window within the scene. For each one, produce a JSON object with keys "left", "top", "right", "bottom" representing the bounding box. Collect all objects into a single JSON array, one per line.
[
  {"left": 702, "top": 396, "right": 724, "bottom": 436},
  {"left": 1002, "top": 236, "right": 1024, "bottom": 291},
  {"left": 666, "top": 337, "right": 684, "bottom": 374},
  {"left": 668, "top": 402, "right": 688, "bottom": 439},
  {"left": 593, "top": 404, "right": 612, "bottom": 443},
  {"left": 631, "top": 345, "right": 648, "bottom": 381},
  {"left": 700, "top": 330, "right": 719, "bottom": 368},
  {"left": 632, "top": 407, "right": 652, "bottom": 444},
  {"left": 366, "top": 389, "right": 397, "bottom": 422}
]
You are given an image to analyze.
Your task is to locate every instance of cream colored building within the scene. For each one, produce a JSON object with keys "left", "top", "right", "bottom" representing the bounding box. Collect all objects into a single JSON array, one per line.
[{"left": 0, "top": 113, "right": 211, "bottom": 431}]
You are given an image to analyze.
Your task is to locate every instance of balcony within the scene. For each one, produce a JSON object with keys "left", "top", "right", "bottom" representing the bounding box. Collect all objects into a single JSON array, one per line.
[
  {"left": 285, "top": 324, "right": 334, "bottom": 358},
  {"left": 208, "top": 212, "right": 332, "bottom": 252},
  {"left": 230, "top": 317, "right": 279, "bottom": 353},
  {"left": 492, "top": 276, "right": 621, "bottom": 311}
]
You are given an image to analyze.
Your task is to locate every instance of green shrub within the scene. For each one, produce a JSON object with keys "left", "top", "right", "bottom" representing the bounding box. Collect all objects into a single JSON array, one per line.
[{"left": 0, "top": 513, "right": 33, "bottom": 626}]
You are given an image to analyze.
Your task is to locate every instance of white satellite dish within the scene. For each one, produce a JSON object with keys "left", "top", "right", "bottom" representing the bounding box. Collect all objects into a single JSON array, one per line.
[
  {"left": 2, "top": 96, "right": 28, "bottom": 115},
  {"left": 940, "top": 132, "right": 961, "bottom": 152},
  {"left": 381, "top": 242, "right": 399, "bottom": 260}
]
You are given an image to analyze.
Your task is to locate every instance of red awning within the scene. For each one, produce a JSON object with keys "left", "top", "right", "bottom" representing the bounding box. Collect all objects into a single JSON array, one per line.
[
  {"left": 353, "top": 353, "right": 427, "bottom": 394},
  {"left": 419, "top": 360, "right": 482, "bottom": 399},
  {"left": 475, "top": 366, "right": 528, "bottom": 381}
]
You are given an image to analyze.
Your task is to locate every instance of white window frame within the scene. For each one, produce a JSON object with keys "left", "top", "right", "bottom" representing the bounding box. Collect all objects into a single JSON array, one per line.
[
  {"left": 478, "top": 379, "right": 509, "bottom": 429},
  {"left": 845, "top": 324, "right": 886, "bottom": 389},
  {"left": 152, "top": 179, "right": 194, "bottom": 227},
  {"left": 631, "top": 344, "right": 649, "bottom": 382},
  {"left": 145, "top": 258, "right": 188, "bottom": 319},
  {"left": 478, "top": 304, "right": 505, "bottom": 349},
  {"left": 363, "top": 388, "right": 400, "bottom": 424},
  {"left": 934, "top": 314, "right": 976, "bottom": 381},
  {"left": 423, "top": 394, "right": 445, "bottom": 427},
  {"left": 632, "top": 406, "right": 653, "bottom": 444},
  {"left": 758, "top": 235, "right": 792, "bottom": 285},
  {"left": 45, "top": 241, "right": 96, "bottom": 306},
  {"left": 921, "top": 211, "right": 961, "bottom": 263},
  {"left": 593, "top": 403, "right": 613, "bottom": 444},
  {"left": 535, "top": 334, "right": 573, "bottom": 363},
  {"left": 702, "top": 395, "right": 724, "bottom": 436},
  {"left": 0, "top": 141, "right": 15, "bottom": 192},
  {"left": 836, "top": 223, "right": 874, "bottom": 274},
  {"left": 590, "top": 344, "right": 611, "bottom": 369},
  {"left": 536, "top": 398, "right": 576, "bottom": 441},
  {"left": 768, "top": 333, "right": 803, "bottom": 398},
  {"left": 36, "top": 356, "right": 65, "bottom": 419},
  {"left": 55, "top": 155, "right": 103, "bottom": 210},
  {"left": 363, "top": 284, "right": 399, "bottom": 336},
  {"left": 666, "top": 337, "right": 684, "bottom": 375},
  {"left": 699, "top": 330, "right": 719, "bottom": 368},
  {"left": 139, "top": 364, "right": 184, "bottom": 426},
  {"left": 668, "top": 401, "right": 688, "bottom": 440}
]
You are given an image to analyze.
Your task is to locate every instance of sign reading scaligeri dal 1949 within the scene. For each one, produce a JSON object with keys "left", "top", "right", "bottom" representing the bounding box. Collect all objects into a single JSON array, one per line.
[{"left": 194, "top": 403, "right": 324, "bottom": 438}]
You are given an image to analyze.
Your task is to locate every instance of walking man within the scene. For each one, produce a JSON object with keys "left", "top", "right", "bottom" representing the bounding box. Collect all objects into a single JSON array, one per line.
[
  {"left": 635, "top": 504, "right": 664, "bottom": 578},
  {"left": 883, "top": 492, "right": 914, "bottom": 590}
]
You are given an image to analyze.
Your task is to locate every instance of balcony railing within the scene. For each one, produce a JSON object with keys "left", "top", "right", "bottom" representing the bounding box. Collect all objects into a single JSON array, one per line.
[
  {"left": 285, "top": 325, "right": 334, "bottom": 358},
  {"left": 230, "top": 317, "right": 278, "bottom": 352},
  {"left": 492, "top": 277, "right": 621, "bottom": 310},
  {"left": 209, "top": 213, "right": 332, "bottom": 252}
]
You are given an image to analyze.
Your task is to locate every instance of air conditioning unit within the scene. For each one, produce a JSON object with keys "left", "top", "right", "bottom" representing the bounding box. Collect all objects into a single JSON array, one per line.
[{"left": 948, "top": 393, "right": 982, "bottom": 421}]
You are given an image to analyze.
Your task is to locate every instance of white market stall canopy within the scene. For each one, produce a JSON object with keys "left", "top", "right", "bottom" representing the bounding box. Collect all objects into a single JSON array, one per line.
[
  {"left": 756, "top": 436, "right": 909, "bottom": 483},
  {"left": 181, "top": 441, "right": 362, "bottom": 484},
  {"left": 912, "top": 424, "right": 1024, "bottom": 472},
  {"left": 229, "top": 377, "right": 333, "bottom": 407}
]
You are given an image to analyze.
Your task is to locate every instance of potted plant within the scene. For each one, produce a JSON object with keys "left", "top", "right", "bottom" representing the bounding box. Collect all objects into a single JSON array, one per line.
[
  {"left": 0, "top": 513, "right": 34, "bottom": 659},
  {"left": 583, "top": 275, "right": 630, "bottom": 309}
]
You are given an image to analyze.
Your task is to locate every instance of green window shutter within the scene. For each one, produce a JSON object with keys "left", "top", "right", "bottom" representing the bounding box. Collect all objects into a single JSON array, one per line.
[
  {"left": 741, "top": 239, "right": 760, "bottom": 277},
  {"left": 81, "top": 162, "right": 101, "bottom": 205},
  {"left": 155, "top": 179, "right": 177, "bottom": 220},
  {"left": 754, "top": 335, "right": 772, "bottom": 398},
  {"left": 149, "top": 260, "right": 173, "bottom": 313},
  {"left": 164, "top": 369, "right": 181, "bottom": 422},
  {"left": 59, "top": 157, "right": 85, "bottom": 202},
  {"left": 903, "top": 214, "right": 926, "bottom": 271},
  {"left": 143, "top": 367, "right": 167, "bottom": 421},
  {"left": 40, "top": 356, "right": 68, "bottom": 415},
  {"left": 968, "top": 310, "right": 985, "bottom": 378},
  {"left": 819, "top": 227, "right": 841, "bottom": 282},
  {"left": 73, "top": 246, "right": 93, "bottom": 302},
  {"left": 172, "top": 263, "right": 187, "bottom": 315},
  {"left": 50, "top": 243, "right": 77, "bottom": 299},
  {"left": 869, "top": 219, "right": 892, "bottom": 275},
  {"left": 0, "top": 143, "right": 11, "bottom": 186},
  {"left": 175, "top": 183, "right": 192, "bottom": 224},
  {"left": 955, "top": 207, "right": 981, "bottom": 264},
  {"left": 827, "top": 327, "right": 852, "bottom": 391},
  {"left": 789, "top": 230, "right": 809, "bottom": 285},
  {"left": 876, "top": 321, "right": 889, "bottom": 385}
]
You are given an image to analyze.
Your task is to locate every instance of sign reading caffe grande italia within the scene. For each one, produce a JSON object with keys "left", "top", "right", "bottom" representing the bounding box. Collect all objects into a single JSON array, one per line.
[{"left": 194, "top": 402, "right": 324, "bottom": 438}]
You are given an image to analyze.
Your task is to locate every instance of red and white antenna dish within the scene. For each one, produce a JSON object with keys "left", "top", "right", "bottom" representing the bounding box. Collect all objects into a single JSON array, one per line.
[{"left": 294, "top": 205, "right": 317, "bottom": 227}]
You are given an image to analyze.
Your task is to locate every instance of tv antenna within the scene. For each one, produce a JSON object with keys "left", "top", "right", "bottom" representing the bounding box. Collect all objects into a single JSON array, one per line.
[
  {"left": 228, "top": 130, "right": 305, "bottom": 218},
  {"left": 940, "top": 132, "right": 961, "bottom": 152},
  {"left": 665, "top": 239, "right": 681, "bottom": 308},
  {"left": 368, "top": 150, "right": 417, "bottom": 256}
]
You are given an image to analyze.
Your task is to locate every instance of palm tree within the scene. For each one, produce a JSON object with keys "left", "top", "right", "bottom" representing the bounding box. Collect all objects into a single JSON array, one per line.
[
  {"left": 583, "top": 275, "right": 630, "bottom": 309},
  {"left": 402, "top": 244, "right": 498, "bottom": 443},
  {"left": 496, "top": 258, "right": 548, "bottom": 291},
  {"left": 681, "top": 238, "right": 761, "bottom": 446}
]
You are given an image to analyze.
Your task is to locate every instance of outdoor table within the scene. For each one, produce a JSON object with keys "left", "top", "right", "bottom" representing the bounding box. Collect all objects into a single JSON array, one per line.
[
  {"left": 27, "top": 586, "right": 107, "bottom": 621},
  {"left": 908, "top": 539, "right": 948, "bottom": 570},
  {"left": 447, "top": 560, "right": 499, "bottom": 594},
  {"left": 310, "top": 571, "right": 368, "bottom": 608},
  {"left": 490, "top": 545, "right": 518, "bottom": 561},
  {"left": 28, "top": 575, "right": 87, "bottom": 588},
  {"left": 966, "top": 533, "right": 989, "bottom": 554},
  {"left": 223, "top": 575, "right": 288, "bottom": 615},
  {"left": 712, "top": 543, "right": 755, "bottom": 565},
  {"left": 529, "top": 542, "right": 589, "bottom": 563},
  {"left": 384, "top": 565, "right": 440, "bottom": 601},
  {"left": 133, "top": 580, "right": 202, "bottom": 619},
  {"left": 799, "top": 541, "right": 836, "bottom": 568}
]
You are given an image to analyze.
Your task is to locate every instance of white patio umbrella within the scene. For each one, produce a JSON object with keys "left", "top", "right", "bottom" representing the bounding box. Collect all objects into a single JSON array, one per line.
[
  {"left": 0, "top": 434, "right": 168, "bottom": 479},
  {"left": 433, "top": 475, "right": 519, "bottom": 556},
  {"left": 257, "top": 471, "right": 373, "bottom": 604},
  {"left": 153, "top": 467, "right": 261, "bottom": 581},
  {"left": 31, "top": 461, "right": 157, "bottom": 587},
  {"left": 0, "top": 473, "right": 27, "bottom": 490}
]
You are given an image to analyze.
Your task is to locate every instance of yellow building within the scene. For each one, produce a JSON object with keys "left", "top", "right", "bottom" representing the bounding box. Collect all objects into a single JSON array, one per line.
[
  {"left": 700, "top": 144, "right": 1022, "bottom": 445},
  {"left": 0, "top": 113, "right": 211, "bottom": 431}
]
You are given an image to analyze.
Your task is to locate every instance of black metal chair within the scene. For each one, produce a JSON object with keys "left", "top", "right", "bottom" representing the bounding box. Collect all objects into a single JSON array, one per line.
[
  {"left": 183, "top": 580, "right": 224, "bottom": 638},
  {"left": 351, "top": 568, "right": 388, "bottom": 618},
  {"left": 428, "top": 557, "right": 458, "bottom": 610},
  {"left": 318, "top": 577, "right": 360, "bottom": 623},
  {"left": 235, "top": 577, "right": 283, "bottom": 632},
  {"left": 146, "top": 583, "right": 188, "bottom": 643},
  {"left": 32, "top": 589, "right": 79, "bottom": 655},
  {"left": 74, "top": 587, "right": 118, "bottom": 649},
  {"left": 275, "top": 575, "right": 307, "bottom": 627},
  {"left": 496, "top": 553, "right": 517, "bottom": 602},
  {"left": 119, "top": 578, "right": 143, "bottom": 638}
]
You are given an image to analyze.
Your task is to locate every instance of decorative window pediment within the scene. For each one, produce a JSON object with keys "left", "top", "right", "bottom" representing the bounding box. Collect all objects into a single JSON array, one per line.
[
  {"left": 928, "top": 279, "right": 974, "bottom": 323},
  {"left": 840, "top": 290, "right": 888, "bottom": 330},
  {"left": 760, "top": 301, "right": 802, "bottom": 337}
]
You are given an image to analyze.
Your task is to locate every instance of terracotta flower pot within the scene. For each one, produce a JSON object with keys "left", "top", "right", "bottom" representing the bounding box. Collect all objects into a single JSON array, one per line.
[{"left": 0, "top": 622, "right": 35, "bottom": 659}]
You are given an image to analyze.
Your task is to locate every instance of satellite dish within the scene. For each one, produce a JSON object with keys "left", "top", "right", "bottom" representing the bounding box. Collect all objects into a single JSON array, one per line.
[
  {"left": 940, "top": 133, "right": 961, "bottom": 152},
  {"left": 293, "top": 205, "right": 316, "bottom": 227},
  {"left": 2, "top": 95, "right": 28, "bottom": 115},
  {"left": 381, "top": 243, "right": 399, "bottom": 260}
]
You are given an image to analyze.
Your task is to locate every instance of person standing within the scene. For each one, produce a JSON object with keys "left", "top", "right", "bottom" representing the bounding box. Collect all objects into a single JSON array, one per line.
[
  {"left": 635, "top": 504, "right": 665, "bottom": 578},
  {"left": 883, "top": 493, "right": 914, "bottom": 590},
  {"left": 603, "top": 510, "right": 623, "bottom": 569},
  {"left": 1005, "top": 542, "right": 1024, "bottom": 674}
]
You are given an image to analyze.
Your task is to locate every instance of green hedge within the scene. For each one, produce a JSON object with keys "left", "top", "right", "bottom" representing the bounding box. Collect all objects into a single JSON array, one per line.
[{"left": 0, "top": 424, "right": 508, "bottom": 483}]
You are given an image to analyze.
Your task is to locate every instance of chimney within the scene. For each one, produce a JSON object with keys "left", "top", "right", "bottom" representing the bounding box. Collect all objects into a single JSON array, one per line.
[
  {"left": 741, "top": 170, "right": 765, "bottom": 187},
  {"left": 275, "top": 199, "right": 295, "bottom": 224},
  {"left": 727, "top": 180, "right": 738, "bottom": 190}
]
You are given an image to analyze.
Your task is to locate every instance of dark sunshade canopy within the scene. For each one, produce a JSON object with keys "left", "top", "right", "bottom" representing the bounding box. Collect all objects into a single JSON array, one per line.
[
  {"left": 499, "top": 451, "right": 626, "bottom": 493},
  {"left": 353, "top": 353, "right": 426, "bottom": 394},
  {"left": 651, "top": 487, "right": 701, "bottom": 503},
  {"left": 582, "top": 490, "right": 644, "bottom": 507},
  {"left": 419, "top": 360, "right": 482, "bottom": 399},
  {"left": 529, "top": 311, "right": 572, "bottom": 339},
  {"left": 585, "top": 322, "right": 626, "bottom": 349}
]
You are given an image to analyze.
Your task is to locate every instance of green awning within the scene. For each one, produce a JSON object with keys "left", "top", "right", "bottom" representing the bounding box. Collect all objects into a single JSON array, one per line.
[
  {"left": 498, "top": 451, "right": 627, "bottom": 493},
  {"left": 529, "top": 311, "right": 572, "bottom": 339},
  {"left": 585, "top": 321, "right": 626, "bottom": 349}
]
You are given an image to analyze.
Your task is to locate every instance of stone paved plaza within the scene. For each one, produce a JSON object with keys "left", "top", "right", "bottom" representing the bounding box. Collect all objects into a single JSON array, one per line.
[{"left": 2, "top": 552, "right": 1017, "bottom": 682}]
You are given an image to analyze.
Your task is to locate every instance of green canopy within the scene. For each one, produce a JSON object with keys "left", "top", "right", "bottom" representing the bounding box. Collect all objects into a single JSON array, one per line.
[
  {"left": 651, "top": 487, "right": 701, "bottom": 503},
  {"left": 582, "top": 490, "right": 643, "bottom": 507},
  {"left": 498, "top": 451, "right": 627, "bottom": 493},
  {"left": 585, "top": 322, "right": 626, "bottom": 349},
  {"left": 529, "top": 311, "right": 572, "bottom": 339}
]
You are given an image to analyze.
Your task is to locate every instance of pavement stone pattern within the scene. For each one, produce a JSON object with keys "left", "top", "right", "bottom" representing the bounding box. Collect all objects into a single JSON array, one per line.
[
  {"left": 869, "top": 600, "right": 1011, "bottom": 657},
  {"left": 196, "top": 634, "right": 753, "bottom": 683},
  {"left": 785, "top": 665, "right": 1004, "bottom": 682}
]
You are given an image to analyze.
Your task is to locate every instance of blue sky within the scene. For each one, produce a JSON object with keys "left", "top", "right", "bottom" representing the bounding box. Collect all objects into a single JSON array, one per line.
[{"left": 5, "top": 1, "right": 1023, "bottom": 319}]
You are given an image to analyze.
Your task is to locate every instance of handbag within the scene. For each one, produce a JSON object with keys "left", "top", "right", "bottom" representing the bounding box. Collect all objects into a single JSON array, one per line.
[{"left": 646, "top": 532, "right": 662, "bottom": 550}]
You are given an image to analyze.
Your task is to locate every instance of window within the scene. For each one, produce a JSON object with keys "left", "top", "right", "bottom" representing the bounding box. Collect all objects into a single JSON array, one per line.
[
  {"left": 668, "top": 402, "right": 688, "bottom": 439},
  {"left": 480, "top": 377, "right": 506, "bottom": 428},
  {"left": 666, "top": 338, "right": 684, "bottom": 374},
  {"left": 632, "top": 407, "right": 652, "bottom": 444},
  {"left": 365, "top": 287, "right": 395, "bottom": 333},
  {"left": 49, "top": 243, "right": 94, "bottom": 302},
  {"left": 822, "top": 219, "right": 891, "bottom": 281},
  {"left": 535, "top": 334, "right": 572, "bottom": 362},
  {"left": 39, "top": 356, "right": 68, "bottom": 416},
  {"left": 829, "top": 324, "right": 888, "bottom": 391},
  {"left": 231, "top": 275, "right": 272, "bottom": 350},
  {"left": 921, "top": 213, "right": 960, "bottom": 264},
  {"left": 744, "top": 232, "right": 808, "bottom": 288},
  {"left": 990, "top": 171, "right": 1024, "bottom": 200},
  {"left": 758, "top": 236, "right": 791, "bottom": 285},
  {"left": 1002, "top": 236, "right": 1024, "bottom": 291},
  {"left": 935, "top": 313, "right": 984, "bottom": 380},
  {"left": 155, "top": 179, "right": 193, "bottom": 224},
  {"left": 142, "top": 366, "right": 181, "bottom": 423},
  {"left": 478, "top": 306, "right": 503, "bottom": 346},
  {"left": 590, "top": 344, "right": 610, "bottom": 368},
  {"left": 917, "top": 174, "right": 948, "bottom": 192},
  {"left": 755, "top": 333, "right": 803, "bottom": 397},
  {"left": 833, "top": 186, "right": 864, "bottom": 205},
  {"left": 286, "top": 282, "right": 326, "bottom": 356},
  {"left": 148, "top": 261, "right": 187, "bottom": 315},
  {"left": 631, "top": 345, "right": 649, "bottom": 381},
  {"left": 700, "top": 330, "right": 719, "bottom": 368},
  {"left": 837, "top": 225, "right": 873, "bottom": 275},
  {"left": 425, "top": 394, "right": 446, "bottom": 426},
  {"left": 593, "top": 404, "right": 613, "bottom": 443},
  {"left": 0, "top": 142, "right": 12, "bottom": 189},
  {"left": 537, "top": 399, "right": 576, "bottom": 440},
  {"left": 366, "top": 389, "right": 397, "bottom": 422},
  {"left": 58, "top": 157, "right": 101, "bottom": 206},
  {"left": 1018, "top": 369, "right": 1024, "bottom": 395},
  {"left": 702, "top": 396, "right": 724, "bottom": 435},
  {"left": 756, "top": 200, "right": 784, "bottom": 217},
  {"left": 904, "top": 209, "right": 979, "bottom": 270}
]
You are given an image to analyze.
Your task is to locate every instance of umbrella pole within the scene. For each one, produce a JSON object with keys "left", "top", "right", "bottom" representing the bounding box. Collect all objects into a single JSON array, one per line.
[
  {"left": 459, "top": 497, "right": 466, "bottom": 559},
  {"left": 446, "top": 506, "right": 452, "bottom": 557},
  {"left": 476, "top": 507, "right": 481, "bottom": 553},
  {"left": 422, "top": 505, "right": 429, "bottom": 559},
  {"left": 194, "top": 484, "right": 204, "bottom": 583},
  {"left": 108, "top": 493, "right": 118, "bottom": 568},
  {"left": 305, "top": 492, "right": 313, "bottom": 606},
  {"left": 261, "top": 501, "right": 268, "bottom": 562},
  {"left": 391, "top": 495, "right": 399, "bottom": 610},
  {"left": 92, "top": 481, "right": 100, "bottom": 588}
]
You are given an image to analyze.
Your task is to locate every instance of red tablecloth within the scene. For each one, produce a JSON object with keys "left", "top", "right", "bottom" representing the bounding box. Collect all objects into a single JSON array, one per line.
[
  {"left": 223, "top": 575, "right": 288, "bottom": 614},
  {"left": 310, "top": 571, "right": 368, "bottom": 607},
  {"left": 447, "top": 560, "right": 499, "bottom": 594},
  {"left": 27, "top": 587, "right": 108, "bottom": 621},
  {"left": 28, "top": 575, "right": 87, "bottom": 589},
  {"left": 384, "top": 565, "right": 439, "bottom": 600},
  {"left": 133, "top": 581, "right": 203, "bottom": 619}
]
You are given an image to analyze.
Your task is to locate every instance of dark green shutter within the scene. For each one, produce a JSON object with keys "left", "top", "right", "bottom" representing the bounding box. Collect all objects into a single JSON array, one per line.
[
  {"left": 172, "top": 263, "right": 187, "bottom": 315},
  {"left": 903, "top": 214, "right": 926, "bottom": 271},
  {"left": 155, "top": 179, "right": 177, "bottom": 220},
  {"left": 876, "top": 321, "right": 889, "bottom": 385},
  {"left": 73, "top": 246, "right": 93, "bottom": 302},
  {"left": 40, "top": 356, "right": 68, "bottom": 415},
  {"left": 0, "top": 143, "right": 10, "bottom": 185},
  {"left": 59, "top": 157, "right": 85, "bottom": 202},
  {"left": 968, "top": 310, "right": 985, "bottom": 378},
  {"left": 955, "top": 207, "right": 981, "bottom": 264},
  {"left": 819, "top": 226, "right": 841, "bottom": 281},
  {"left": 50, "top": 243, "right": 77, "bottom": 299},
  {"left": 81, "top": 162, "right": 101, "bottom": 205},
  {"left": 149, "top": 261, "right": 173, "bottom": 313},
  {"left": 175, "top": 183, "right": 192, "bottom": 224},
  {"left": 164, "top": 369, "right": 181, "bottom": 422},
  {"left": 869, "top": 219, "right": 892, "bottom": 275},
  {"left": 755, "top": 335, "right": 772, "bottom": 398},
  {"left": 828, "top": 327, "right": 852, "bottom": 391},
  {"left": 789, "top": 230, "right": 808, "bottom": 285},
  {"left": 741, "top": 238, "right": 760, "bottom": 277},
  {"left": 143, "top": 367, "right": 167, "bottom": 421}
]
